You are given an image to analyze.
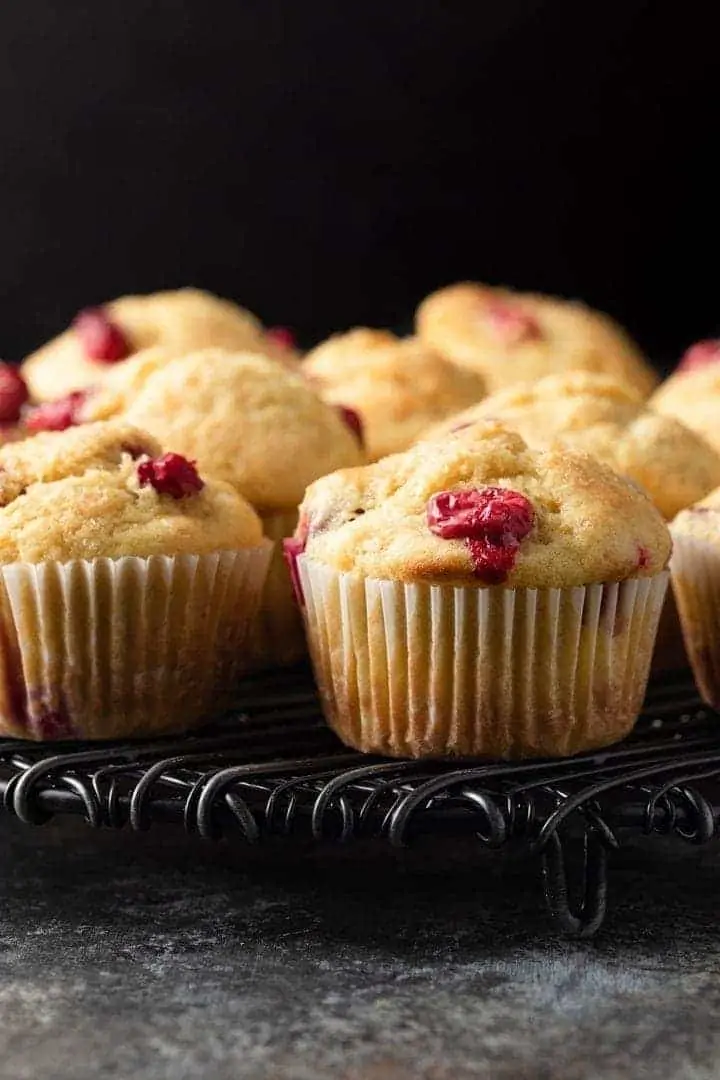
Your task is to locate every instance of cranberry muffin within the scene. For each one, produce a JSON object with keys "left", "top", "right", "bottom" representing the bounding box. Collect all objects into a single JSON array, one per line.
[
  {"left": 21, "top": 288, "right": 298, "bottom": 403},
  {"left": 304, "top": 328, "right": 485, "bottom": 460},
  {"left": 416, "top": 282, "right": 657, "bottom": 396},
  {"left": 93, "top": 348, "right": 364, "bottom": 668},
  {"left": 289, "top": 422, "right": 670, "bottom": 759},
  {"left": 0, "top": 421, "right": 271, "bottom": 741}
]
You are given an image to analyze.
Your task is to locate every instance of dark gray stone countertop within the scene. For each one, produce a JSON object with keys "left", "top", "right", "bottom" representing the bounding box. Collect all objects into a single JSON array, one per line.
[{"left": 2, "top": 816, "right": 720, "bottom": 1080}]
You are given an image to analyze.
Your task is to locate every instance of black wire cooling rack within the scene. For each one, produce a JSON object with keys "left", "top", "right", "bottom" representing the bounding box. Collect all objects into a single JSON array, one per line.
[{"left": 2, "top": 666, "right": 720, "bottom": 937}]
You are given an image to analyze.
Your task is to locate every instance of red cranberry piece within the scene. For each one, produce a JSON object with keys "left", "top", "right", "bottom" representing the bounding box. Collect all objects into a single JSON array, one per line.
[
  {"left": 465, "top": 538, "right": 520, "bottom": 584},
  {"left": 0, "top": 362, "right": 30, "bottom": 423},
  {"left": 427, "top": 486, "right": 535, "bottom": 584},
  {"left": 428, "top": 487, "right": 534, "bottom": 541},
  {"left": 24, "top": 390, "right": 88, "bottom": 433},
  {"left": 636, "top": 545, "right": 651, "bottom": 570},
  {"left": 677, "top": 339, "right": 720, "bottom": 373},
  {"left": 0, "top": 422, "right": 20, "bottom": 442},
  {"left": 337, "top": 405, "right": 364, "bottom": 446},
  {"left": 137, "top": 453, "right": 204, "bottom": 499},
  {"left": 485, "top": 301, "right": 541, "bottom": 344},
  {"left": 282, "top": 536, "right": 307, "bottom": 606},
  {"left": 266, "top": 326, "right": 297, "bottom": 351},
  {"left": 73, "top": 307, "right": 130, "bottom": 363}
]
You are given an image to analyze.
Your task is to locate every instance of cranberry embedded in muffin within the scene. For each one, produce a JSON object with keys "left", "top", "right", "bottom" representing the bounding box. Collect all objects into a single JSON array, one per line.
[{"left": 0, "top": 363, "right": 30, "bottom": 425}]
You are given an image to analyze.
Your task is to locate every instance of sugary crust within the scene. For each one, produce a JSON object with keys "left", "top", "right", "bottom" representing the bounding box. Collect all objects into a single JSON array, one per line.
[
  {"left": 416, "top": 282, "right": 657, "bottom": 396},
  {"left": 423, "top": 372, "right": 720, "bottom": 520},
  {"left": 304, "top": 329, "right": 485, "bottom": 459},
  {"left": 0, "top": 423, "right": 264, "bottom": 563},
  {"left": 122, "top": 349, "right": 364, "bottom": 510},
  {"left": 0, "top": 421, "right": 161, "bottom": 506},
  {"left": 299, "top": 421, "right": 671, "bottom": 587}
]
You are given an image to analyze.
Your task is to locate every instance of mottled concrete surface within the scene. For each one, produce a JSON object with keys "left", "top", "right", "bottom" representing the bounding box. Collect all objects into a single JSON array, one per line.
[{"left": 2, "top": 817, "right": 720, "bottom": 1080}]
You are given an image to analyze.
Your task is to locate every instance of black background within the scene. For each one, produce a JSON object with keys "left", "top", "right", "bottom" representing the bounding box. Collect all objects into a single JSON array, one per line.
[{"left": 0, "top": 1, "right": 715, "bottom": 369}]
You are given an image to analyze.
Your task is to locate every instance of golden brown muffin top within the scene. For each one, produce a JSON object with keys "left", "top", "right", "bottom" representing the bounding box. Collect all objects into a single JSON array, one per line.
[
  {"left": 651, "top": 354, "right": 720, "bottom": 455},
  {"left": 0, "top": 421, "right": 161, "bottom": 505},
  {"left": 21, "top": 288, "right": 291, "bottom": 403},
  {"left": 0, "top": 421, "right": 263, "bottom": 564},
  {"left": 422, "top": 372, "right": 720, "bottom": 520},
  {"left": 119, "top": 348, "right": 364, "bottom": 511},
  {"left": 303, "top": 328, "right": 485, "bottom": 460},
  {"left": 296, "top": 421, "right": 671, "bottom": 587},
  {"left": 415, "top": 282, "right": 657, "bottom": 397}
]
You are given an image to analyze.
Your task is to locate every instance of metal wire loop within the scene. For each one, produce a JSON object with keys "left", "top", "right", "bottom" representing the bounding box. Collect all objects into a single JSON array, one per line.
[{"left": 541, "top": 828, "right": 609, "bottom": 938}]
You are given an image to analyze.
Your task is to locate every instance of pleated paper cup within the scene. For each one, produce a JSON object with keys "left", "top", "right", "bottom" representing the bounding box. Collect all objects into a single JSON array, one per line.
[
  {"left": 670, "top": 531, "right": 720, "bottom": 708},
  {"left": 245, "top": 509, "right": 308, "bottom": 671},
  {"left": 0, "top": 545, "right": 271, "bottom": 741},
  {"left": 298, "top": 557, "right": 669, "bottom": 759}
]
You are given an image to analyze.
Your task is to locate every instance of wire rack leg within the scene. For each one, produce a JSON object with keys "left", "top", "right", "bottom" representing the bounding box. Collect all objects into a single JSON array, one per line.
[{"left": 541, "top": 829, "right": 608, "bottom": 937}]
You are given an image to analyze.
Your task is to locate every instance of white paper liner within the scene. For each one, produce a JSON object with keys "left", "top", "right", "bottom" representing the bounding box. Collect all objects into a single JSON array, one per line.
[
  {"left": 670, "top": 530, "right": 720, "bottom": 707},
  {"left": 246, "top": 509, "right": 307, "bottom": 670},
  {"left": 298, "top": 558, "right": 669, "bottom": 759},
  {"left": 0, "top": 546, "right": 271, "bottom": 741}
]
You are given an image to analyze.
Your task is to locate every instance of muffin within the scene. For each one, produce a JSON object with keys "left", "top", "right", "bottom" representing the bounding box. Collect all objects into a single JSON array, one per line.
[
  {"left": 0, "top": 421, "right": 272, "bottom": 741},
  {"left": 415, "top": 282, "right": 657, "bottom": 396},
  {"left": 651, "top": 340, "right": 720, "bottom": 454},
  {"left": 21, "top": 288, "right": 298, "bottom": 403},
  {"left": 423, "top": 372, "right": 720, "bottom": 521},
  {"left": 288, "top": 423, "right": 671, "bottom": 759},
  {"left": 89, "top": 348, "right": 364, "bottom": 668},
  {"left": 669, "top": 488, "right": 720, "bottom": 708},
  {"left": 303, "top": 329, "right": 486, "bottom": 460}
]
